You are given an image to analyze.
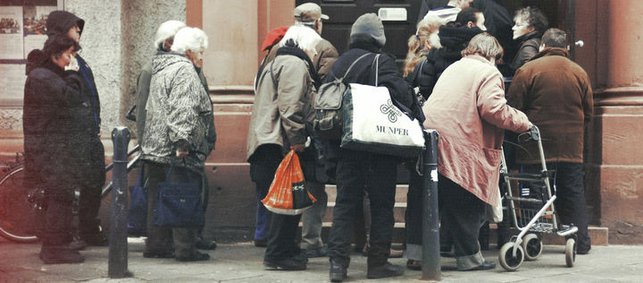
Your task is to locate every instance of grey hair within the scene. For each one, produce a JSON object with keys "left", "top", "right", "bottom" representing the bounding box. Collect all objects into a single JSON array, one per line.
[
  {"left": 541, "top": 28, "right": 567, "bottom": 48},
  {"left": 153, "top": 20, "right": 185, "bottom": 50},
  {"left": 171, "top": 27, "right": 208, "bottom": 54},
  {"left": 278, "top": 25, "right": 321, "bottom": 55},
  {"left": 461, "top": 32, "right": 503, "bottom": 61}
]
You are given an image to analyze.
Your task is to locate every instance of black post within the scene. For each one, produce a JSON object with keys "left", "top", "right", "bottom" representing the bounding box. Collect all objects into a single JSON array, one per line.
[
  {"left": 421, "top": 129, "right": 441, "bottom": 281},
  {"left": 109, "top": 127, "right": 131, "bottom": 278}
]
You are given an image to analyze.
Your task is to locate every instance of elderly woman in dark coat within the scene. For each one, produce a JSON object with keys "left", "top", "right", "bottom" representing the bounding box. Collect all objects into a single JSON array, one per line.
[{"left": 24, "top": 35, "right": 85, "bottom": 264}]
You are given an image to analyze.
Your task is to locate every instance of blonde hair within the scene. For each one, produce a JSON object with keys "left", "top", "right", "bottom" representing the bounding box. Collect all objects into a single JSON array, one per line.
[
  {"left": 461, "top": 32, "right": 503, "bottom": 61},
  {"left": 279, "top": 25, "right": 321, "bottom": 55},
  {"left": 403, "top": 16, "right": 443, "bottom": 77}
]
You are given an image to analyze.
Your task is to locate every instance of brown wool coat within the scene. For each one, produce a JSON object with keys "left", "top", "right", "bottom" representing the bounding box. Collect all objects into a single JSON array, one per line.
[
  {"left": 507, "top": 48, "right": 594, "bottom": 164},
  {"left": 423, "top": 55, "right": 531, "bottom": 206}
]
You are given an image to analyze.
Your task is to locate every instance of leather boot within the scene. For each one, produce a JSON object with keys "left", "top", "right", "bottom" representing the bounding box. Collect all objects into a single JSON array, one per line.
[
  {"left": 39, "top": 245, "right": 84, "bottom": 264},
  {"left": 366, "top": 244, "right": 404, "bottom": 279},
  {"left": 329, "top": 258, "right": 348, "bottom": 282}
]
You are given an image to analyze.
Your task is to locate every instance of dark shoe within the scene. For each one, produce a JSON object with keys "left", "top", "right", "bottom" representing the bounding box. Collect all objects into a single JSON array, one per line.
[
  {"left": 367, "top": 262, "right": 404, "bottom": 279},
  {"left": 81, "top": 233, "right": 108, "bottom": 246},
  {"left": 39, "top": 246, "right": 85, "bottom": 264},
  {"left": 176, "top": 251, "right": 210, "bottom": 262},
  {"left": 462, "top": 261, "right": 496, "bottom": 271},
  {"left": 254, "top": 239, "right": 267, "bottom": 247},
  {"left": 143, "top": 250, "right": 175, "bottom": 258},
  {"left": 407, "top": 259, "right": 421, "bottom": 270},
  {"left": 69, "top": 239, "right": 87, "bottom": 251},
  {"left": 330, "top": 259, "right": 348, "bottom": 282},
  {"left": 303, "top": 246, "right": 327, "bottom": 258},
  {"left": 196, "top": 238, "right": 217, "bottom": 250},
  {"left": 263, "top": 257, "right": 307, "bottom": 270},
  {"left": 577, "top": 245, "right": 591, "bottom": 255}
]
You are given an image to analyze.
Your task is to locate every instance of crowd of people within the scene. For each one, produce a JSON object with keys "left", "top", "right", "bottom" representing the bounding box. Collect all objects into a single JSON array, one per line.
[{"left": 23, "top": 1, "right": 594, "bottom": 282}]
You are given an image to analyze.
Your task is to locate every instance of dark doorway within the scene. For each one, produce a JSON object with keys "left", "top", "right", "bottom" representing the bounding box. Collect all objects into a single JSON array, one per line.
[
  {"left": 298, "top": 0, "right": 422, "bottom": 64},
  {"left": 302, "top": 0, "right": 575, "bottom": 64}
]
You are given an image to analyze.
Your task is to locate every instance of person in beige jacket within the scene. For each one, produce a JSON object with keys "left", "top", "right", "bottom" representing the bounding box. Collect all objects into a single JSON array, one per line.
[
  {"left": 246, "top": 25, "right": 321, "bottom": 271},
  {"left": 422, "top": 33, "right": 532, "bottom": 271}
]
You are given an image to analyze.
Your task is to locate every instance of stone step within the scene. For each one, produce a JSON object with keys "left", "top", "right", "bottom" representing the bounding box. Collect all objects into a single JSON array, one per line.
[{"left": 314, "top": 184, "right": 608, "bottom": 246}]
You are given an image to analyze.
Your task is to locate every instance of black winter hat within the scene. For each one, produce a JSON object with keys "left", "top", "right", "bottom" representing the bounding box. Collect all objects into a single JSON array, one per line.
[{"left": 46, "top": 10, "right": 85, "bottom": 37}]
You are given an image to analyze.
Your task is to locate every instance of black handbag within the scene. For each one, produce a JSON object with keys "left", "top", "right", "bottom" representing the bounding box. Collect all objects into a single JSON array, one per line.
[{"left": 153, "top": 163, "right": 204, "bottom": 227}]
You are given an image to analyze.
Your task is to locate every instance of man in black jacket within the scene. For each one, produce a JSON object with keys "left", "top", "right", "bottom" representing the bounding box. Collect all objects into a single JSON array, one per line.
[
  {"left": 45, "top": 10, "right": 106, "bottom": 249},
  {"left": 324, "top": 13, "right": 418, "bottom": 282}
]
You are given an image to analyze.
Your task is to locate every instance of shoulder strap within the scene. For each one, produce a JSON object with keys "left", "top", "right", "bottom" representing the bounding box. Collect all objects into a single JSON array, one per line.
[
  {"left": 340, "top": 52, "right": 373, "bottom": 81},
  {"left": 269, "top": 61, "right": 277, "bottom": 92},
  {"left": 373, "top": 54, "right": 381, "bottom": 86}
]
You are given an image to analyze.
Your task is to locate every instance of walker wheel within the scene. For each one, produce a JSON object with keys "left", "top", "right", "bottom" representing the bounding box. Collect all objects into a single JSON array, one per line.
[
  {"left": 499, "top": 242, "right": 524, "bottom": 271},
  {"left": 522, "top": 233, "right": 543, "bottom": 261},
  {"left": 565, "top": 238, "right": 576, "bottom": 267}
]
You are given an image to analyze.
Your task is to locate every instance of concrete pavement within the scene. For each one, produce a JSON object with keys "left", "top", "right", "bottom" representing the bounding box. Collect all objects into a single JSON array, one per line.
[{"left": 1, "top": 237, "right": 642, "bottom": 282}]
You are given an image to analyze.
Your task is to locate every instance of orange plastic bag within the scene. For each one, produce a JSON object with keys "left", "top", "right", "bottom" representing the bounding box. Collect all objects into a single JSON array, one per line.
[{"left": 262, "top": 150, "right": 317, "bottom": 215}]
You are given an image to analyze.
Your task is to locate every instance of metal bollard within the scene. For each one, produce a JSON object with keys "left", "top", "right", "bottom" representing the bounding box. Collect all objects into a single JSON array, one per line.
[
  {"left": 109, "top": 127, "right": 131, "bottom": 278},
  {"left": 421, "top": 129, "right": 440, "bottom": 281}
]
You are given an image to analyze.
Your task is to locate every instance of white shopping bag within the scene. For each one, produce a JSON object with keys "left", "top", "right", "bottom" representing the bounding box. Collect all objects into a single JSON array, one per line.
[{"left": 341, "top": 83, "right": 425, "bottom": 158}]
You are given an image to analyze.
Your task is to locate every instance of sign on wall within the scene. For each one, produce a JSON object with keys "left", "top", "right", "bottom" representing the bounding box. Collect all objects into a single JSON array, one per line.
[{"left": 0, "top": 0, "right": 62, "bottom": 106}]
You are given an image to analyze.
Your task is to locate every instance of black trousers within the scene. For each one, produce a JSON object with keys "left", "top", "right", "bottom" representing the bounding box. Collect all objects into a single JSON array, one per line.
[
  {"left": 42, "top": 186, "right": 75, "bottom": 246},
  {"left": 77, "top": 139, "right": 106, "bottom": 238},
  {"left": 405, "top": 161, "right": 423, "bottom": 247},
  {"left": 525, "top": 162, "right": 591, "bottom": 250},
  {"left": 327, "top": 150, "right": 398, "bottom": 266},
  {"left": 438, "top": 175, "right": 485, "bottom": 258},
  {"left": 250, "top": 145, "right": 303, "bottom": 262}
]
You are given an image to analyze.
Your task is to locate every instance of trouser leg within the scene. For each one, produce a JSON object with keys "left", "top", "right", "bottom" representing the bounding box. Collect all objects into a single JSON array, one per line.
[
  {"left": 405, "top": 161, "right": 423, "bottom": 260},
  {"left": 300, "top": 181, "right": 327, "bottom": 250},
  {"left": 264, "top": 213, "right": 302, "bottom": 261},
  {"left": 328, "top": 156, "right": 365, "bottom": 267},
  {"left": 439, "top": 175, "right": 486, "bottom": 270},
  {"left": 249, "top": 146, "right": 281, "bottom": 242},
  {"left": 553, "top": 163, "right": 591, "bottom": 250},
  {"left": 366, "top": 158, "right": 397, "bottom": 249},
  {"left": 78, "top": 140, "right": 106, "bottom": 238},
  {"left": 42, "top": 187, "right": 75, "bottom": 246}
]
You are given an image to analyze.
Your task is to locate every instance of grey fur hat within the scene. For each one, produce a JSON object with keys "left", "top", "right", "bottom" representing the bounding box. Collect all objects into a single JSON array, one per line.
[{"left": 350, "top": 13, "right": 386, "bottom": 47}]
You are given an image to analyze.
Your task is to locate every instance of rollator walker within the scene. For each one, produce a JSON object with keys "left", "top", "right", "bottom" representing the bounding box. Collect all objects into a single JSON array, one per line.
[{"left": 498, "top": 126, "right": 578, "bottom": 271}]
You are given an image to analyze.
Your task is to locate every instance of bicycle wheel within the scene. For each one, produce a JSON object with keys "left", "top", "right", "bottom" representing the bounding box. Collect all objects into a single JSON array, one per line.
[{"left": 0, "top": 165, "right": 40, "bottom": 243}]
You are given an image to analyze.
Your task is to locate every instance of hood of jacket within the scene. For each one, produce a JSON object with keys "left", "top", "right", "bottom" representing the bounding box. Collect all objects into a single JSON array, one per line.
[
  {"left": 46, "top": 10, "right": 85, "bottom": 37},
  {"left": 531, "top": 47, "right": 569, "bottom": 61}
]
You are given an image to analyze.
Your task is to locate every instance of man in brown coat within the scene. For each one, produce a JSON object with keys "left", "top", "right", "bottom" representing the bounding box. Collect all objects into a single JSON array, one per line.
[{"left": 507, "top": 28, "right": 593, "bottom": 254}]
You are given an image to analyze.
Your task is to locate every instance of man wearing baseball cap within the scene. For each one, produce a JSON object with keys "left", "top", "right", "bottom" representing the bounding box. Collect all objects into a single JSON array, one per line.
[{"left": 251, "top": 3, "right": 338, "bottom": 261}]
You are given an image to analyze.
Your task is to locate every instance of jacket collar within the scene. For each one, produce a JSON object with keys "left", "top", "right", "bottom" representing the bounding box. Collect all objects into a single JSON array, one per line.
[{"left": 532, "top": 47, "right": 569, "bottom": 61}]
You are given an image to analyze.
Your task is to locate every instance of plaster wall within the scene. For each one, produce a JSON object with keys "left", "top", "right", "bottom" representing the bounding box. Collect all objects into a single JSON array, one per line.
[
  {"left": 119, "top": 0, "right": 186, "bottom": 137},
  {"left": 63, "top": 0, "right": 122, "bottom": 134}
]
